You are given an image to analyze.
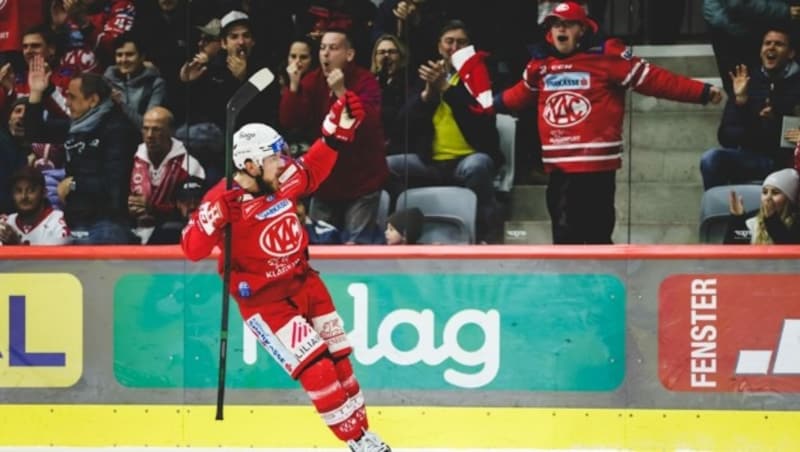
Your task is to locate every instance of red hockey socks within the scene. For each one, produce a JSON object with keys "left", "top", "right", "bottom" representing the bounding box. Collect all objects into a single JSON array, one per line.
[
  {"left": 299, "top": 357, "right": 364, "bottom": 441},
  {"left": 334, "top": 356, "right": 368, "bottom": 430}
]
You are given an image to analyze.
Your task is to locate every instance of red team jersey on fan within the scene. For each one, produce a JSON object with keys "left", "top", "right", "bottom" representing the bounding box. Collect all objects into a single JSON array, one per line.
[
  {"left": 181, "top": 139, "right": 338, "bottom": 303},
  {"left": 0, "top": 0, "right": 44, "bottom": 52},
  {"left": 503, "top": 38, "right": 707, "bottom": 174}
]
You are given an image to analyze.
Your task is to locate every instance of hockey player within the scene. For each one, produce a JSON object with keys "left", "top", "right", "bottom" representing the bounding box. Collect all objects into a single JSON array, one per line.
[
  {"left": 460, "top": 1, "right": 724, "bottom": 244},
  {"left": 180, "top": 91, "right": 391, "bottom": 452}
]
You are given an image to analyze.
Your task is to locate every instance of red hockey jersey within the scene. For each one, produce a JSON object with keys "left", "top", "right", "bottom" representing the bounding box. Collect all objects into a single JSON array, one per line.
[
  {"left": 181, "top": 138, "right": 337, "bottom": 304},
  {"left": 502, "top": 38, "right": 709, "bottom": 173}
]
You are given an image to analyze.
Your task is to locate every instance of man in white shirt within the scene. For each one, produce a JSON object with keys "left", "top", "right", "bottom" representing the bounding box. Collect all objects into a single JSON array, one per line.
[{"left": 0, "top": 166, "right": 70, "bottom": 245}]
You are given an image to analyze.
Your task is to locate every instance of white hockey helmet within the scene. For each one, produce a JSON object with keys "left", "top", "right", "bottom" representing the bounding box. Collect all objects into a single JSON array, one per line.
[{"left": 232, "top": 123, "right": 287, "bottom": 170}]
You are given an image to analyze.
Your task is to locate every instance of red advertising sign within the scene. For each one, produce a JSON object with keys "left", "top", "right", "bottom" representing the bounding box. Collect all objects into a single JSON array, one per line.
[{"left": 659, "top": 274, "right": 800, "bottom": 392}]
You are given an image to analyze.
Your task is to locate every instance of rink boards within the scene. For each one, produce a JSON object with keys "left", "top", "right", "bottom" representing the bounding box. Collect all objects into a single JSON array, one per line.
[{"left": 1, "top": 245, "right": 800, "bottom": 450}]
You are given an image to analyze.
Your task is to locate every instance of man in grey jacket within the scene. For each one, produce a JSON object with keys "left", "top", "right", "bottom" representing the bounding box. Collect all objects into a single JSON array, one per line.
[{"left": 104, "top": 34, "right": 166, "bottom": 129}]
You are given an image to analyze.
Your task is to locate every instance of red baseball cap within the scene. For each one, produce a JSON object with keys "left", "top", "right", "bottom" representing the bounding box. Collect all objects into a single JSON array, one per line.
[{"left": 545, "top": 2, "right": 599, "bottom": 34}]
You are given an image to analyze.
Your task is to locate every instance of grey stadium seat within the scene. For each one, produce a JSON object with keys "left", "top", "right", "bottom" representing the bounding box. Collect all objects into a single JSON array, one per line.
[
  {"left": 396, "top": 186, "right": 477, "bottom": 244},
  {"left": 419, "top": 214, "right": 471, "bottom": 244},
  {"left": 699, "top": 184, "right": 762, "bottom": 243}
]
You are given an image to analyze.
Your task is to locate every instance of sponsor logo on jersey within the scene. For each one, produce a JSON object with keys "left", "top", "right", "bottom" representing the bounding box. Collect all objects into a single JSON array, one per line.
[
  {"left": 255, "top": 199, "right": 292, "bottom": 220},
  {"left": 542, "top": 91, "right": 592, "bottom": 128},
  {"left": 659, "top": 274, "right": 800, "bottom": 392},
  {"left": 277, "top": 316, "right": 324, "bottom": 363},
  {"left": 245, "top": 314, "right": 296, "bottom": 374},
  {"left": 542, "top": 72, "right": 590, "bottom": 91},
  {"left": 258, "top": 212, "right": 303, "bottom": 257}
]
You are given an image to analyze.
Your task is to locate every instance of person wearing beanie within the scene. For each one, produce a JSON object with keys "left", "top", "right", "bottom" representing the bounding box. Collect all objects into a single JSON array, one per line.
[
  {"left": 385, "top": 207, "right": 424, "bottom": 245},
  {"left": 725, "top": 168, "right": 800, "bottom": 244}
]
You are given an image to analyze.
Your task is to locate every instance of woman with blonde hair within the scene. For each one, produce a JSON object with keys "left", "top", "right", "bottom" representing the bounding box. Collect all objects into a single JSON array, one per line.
[
  {"left": 725, "top": 168, "right": 800, "bottom": 244},
  {"left": 371, "top": 34, "right": 409, "bottom": 155}
]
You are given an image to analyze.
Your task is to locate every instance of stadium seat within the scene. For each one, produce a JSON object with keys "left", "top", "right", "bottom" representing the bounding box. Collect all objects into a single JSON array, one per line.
[
  {"left": 699, "top": 184, "right": 762, "bottom": 243},
  {"left": 419, "top": 214, "right": 471, "bottom": 244},
  {"left": 495, "top": 113, "right": 517, "bottom": 193},
  {"left": 396, "top": 186, "right": 477, "bottom": 244},
  {"left": 376, "top": 190, "right": 390, "bottom": 229},
  {"left": 310, "top": 190, "right": 391, "bottom": 229}
]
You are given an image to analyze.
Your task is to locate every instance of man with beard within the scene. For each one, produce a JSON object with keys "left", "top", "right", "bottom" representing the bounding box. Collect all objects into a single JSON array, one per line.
[
  {"left": 182, "top": 92, "right": 391, "bottom": 452},
  {"left": 178, "top": 10, "right": 279, "bottom": 182},
  {"left": 0, "top": 166, "right": 70, "bottom": 245}
]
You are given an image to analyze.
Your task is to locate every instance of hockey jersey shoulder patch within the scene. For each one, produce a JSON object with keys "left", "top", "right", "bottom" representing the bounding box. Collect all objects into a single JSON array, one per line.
[{"left": 255, "top": 199, "right": 293, "bottom": 220}]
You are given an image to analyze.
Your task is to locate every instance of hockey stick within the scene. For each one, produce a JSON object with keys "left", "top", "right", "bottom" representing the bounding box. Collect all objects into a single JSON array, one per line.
[{"left": 217, "top": 67, "right": 275, "bottom": 421}]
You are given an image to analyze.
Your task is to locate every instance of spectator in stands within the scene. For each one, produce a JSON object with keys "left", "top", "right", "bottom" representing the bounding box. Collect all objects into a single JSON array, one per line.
[
  {"left": 129, "top": 106, "right": 205, "bottom": 244},
  {"left": 297, "top": 201, "right": 343, "bottom": 244},
  {"left": 0, "top": 127, "right": 27, "bottom": 214},
  {"left": 1, "top": 25, "right": 72, "bottom": 121},
  {"left": 371, "top": 34, "right": 410, "bottom": 156},
  {"left": 0, "top": 0, "right": 45, "bottom": 75},
  {"left": 7, "top": 97, "right": 66, "bottom": 170},
  {"left": 387, "top": 20, "right": 502, "bottom": 244},
  {"left": 280, "top": 29, "right": 388, "bottom": 244},
  {"left": 475, "top": 1, "right": 722, "bottom": 244},
  {"left": 0, "top": 166, "right": 70, "bottom": 245},
  {"left": 195, "top": 18, "right": 223, "bottom": 61},
  {"left": 7, "top": 97, "right": 67, "bottom": 211},
  {"left": 704, "top": 0, "right": 799, "bottom": 95},
  {"left": 372, "top": 0, "right": 447, "bottom": 71},
  {"left": 62, "top": 0, "right": 136, "bottom": 68},
  {"left": 178, "top": 10, "right": 279, "bottom": 183},
  {"left": 281, "top": 38, "right": 317, "bottom": 89},
  {"left": 24, "top": 65, "right": 139, "bottom": 244},
  {"left": 296, "top": 0, "right": 376, "bottom": 67},
  {"left": 700, "top": 27, "right": 800, "bottom": 190},
  {"left": 104, "top": 34, "right": 166, "bottom": 129},
  {"left": 147, "top": 175, "right": 206, "bottom": 245},
  {"left": 725, "top": 167, "right": 800, "bottom": 244},
  {"left": 132, "top": 0, "right": 217, "bottom": 124},
  {"left": 219, "top": 0, "right": 297, "bottom": 72},
  {"left": 385, "top": 206, "right": 423, "bottom": 245},
  {"left": 280, "top": 37, "right": 318, "bottom": 157}
]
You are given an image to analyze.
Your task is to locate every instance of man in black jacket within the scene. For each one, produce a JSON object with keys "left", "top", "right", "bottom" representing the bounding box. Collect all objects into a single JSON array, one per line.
[
  {"left": 700, "top": 27, "right": 800, "bottom": 190},
  {"left": 387, "top": 20, "right": 502, "bottom": 243},
  {"left": 24, "top": 56, "right": 139, "bottom": 244}
]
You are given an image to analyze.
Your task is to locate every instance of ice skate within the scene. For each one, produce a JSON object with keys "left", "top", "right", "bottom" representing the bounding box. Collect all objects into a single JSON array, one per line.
[{"left": 346, "top": 429, "right": 391, "bottom": 452}]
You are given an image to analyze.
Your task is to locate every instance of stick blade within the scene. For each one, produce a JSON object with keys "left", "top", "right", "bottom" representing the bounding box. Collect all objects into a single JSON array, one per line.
[{"left": 248, "top": 67, "right": 274, "bottom": 92}]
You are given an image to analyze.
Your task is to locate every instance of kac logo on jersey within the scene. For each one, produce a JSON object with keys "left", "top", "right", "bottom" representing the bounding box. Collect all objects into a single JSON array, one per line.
[
  {"left": 259, "top": 212, "right": 303, "bottom": 257},
  {"left": 255, "top": 199, "right": 292, "bottom": 220},
  {"left": 543, "top": 72, "right": 591, "bottom": 91},
  {"left": 543, "top": 92, "right": 591, "bottom": 128}
]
